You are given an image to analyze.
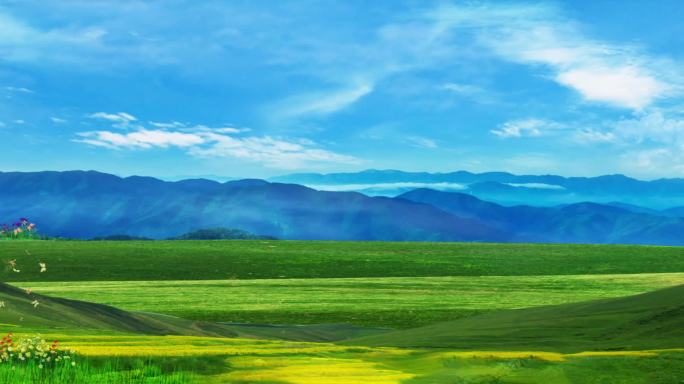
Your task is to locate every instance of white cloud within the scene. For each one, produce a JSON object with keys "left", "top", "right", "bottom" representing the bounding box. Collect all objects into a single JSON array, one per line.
[
  {"left": 492, "top": 118, "right": 561, "bottom": 138},
  {"left": 149, "top": 121, "right": 185, "bottom": 129},
  {"left": 89, "top": 112, "right": 137, "bottom": 123},
  {"left": 572, "top": 112, "right": 684, "bottom": 176},
  {"left": 76, "top": 129, "right": 204, "bottom": 149},
  {"left": 0, "top": 12, "right": 106, "bottom": 64},
  {"left": 430, "top": 3, "right": 678, "bottom": 110},
  {"left": 557, "top": 67, "right": 666, "bottom": 110},
  {"left": 406, "top": 136, "right": 438, "bottom": 149},
  {"left": 4, "top": 86, "right": 33, "bottom": 93},
  {"left": 440, "top": 83, "right": 485, "bottom": 97},
  {"left": 187, "top": 125, "right": 244, "bottom": 134},
  {"left": 275, "top": 83, "right": 373, "bottom": 119},
  {"left": 13, "top": 119, "right": 25, "bottom": 124},
  {"left": 621, "top": 147, "right": 684, "bottom": 177},
  {"left": 507, "top": 183, "right": 565, "bottom": 190},
  {"left": 611, "top": 111, "right": 684, "bottom": 145},
  {"left": 307, "top": 182, "right": 466, "bottom": 193},
  {"left": 50, "top": 117, "right": 67, "bottom": 123},
  {"left": 75, "top": 124, "right": 358, "bottom": 169},
  {"left": 573, "top": 129, "right": 616, "bottom": 144},
  {"left": 190, "top": 133, "right": 358, "bottom": 169}
]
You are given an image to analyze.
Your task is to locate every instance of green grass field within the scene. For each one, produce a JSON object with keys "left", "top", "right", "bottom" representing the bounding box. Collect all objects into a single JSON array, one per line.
[
  {"left": 4, "top": 240, "right": 684, "bottom": 281},
  {"left": 2, "top": 240, "right": 684, "bottom": 382},
  {"left": 4, "top": 334, "right": 683, "bottom": 384},
  {"left": 22, "top": 273, "right": 684, "bottom": 328}
]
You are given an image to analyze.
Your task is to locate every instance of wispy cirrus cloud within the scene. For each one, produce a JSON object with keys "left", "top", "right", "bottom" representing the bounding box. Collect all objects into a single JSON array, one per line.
[
  {"left": 89, "top": 111, "right": 137, "bottom": 124},
  {"left": 430, "top": 3, "right": 679, "bottom": 110},
  {"left": 149, "top": 121, "right": 185, "bottom": 129},
  {"left": 573, "top": 129, "right": 616, "bottom": 144},
  {"left": 50, "top": 117, "right": 67, "bottom": 123},
  {"left": 189, "top": 134, "right": 358, "bottom": 169},
  {"left": 0, "top": 11, "right": 106, "bottom": 64},
  {"left": 4, "top": 86, "right": 33, "bottom": 93},
  {"left": 89, "top": 112, "right": 138, "bottom": 129},
  {"left": 406, "top": 136, "right": 438, "bottom": 149},
  {"left": 272, "top": 83, "right": 373, "bottom": 120}
]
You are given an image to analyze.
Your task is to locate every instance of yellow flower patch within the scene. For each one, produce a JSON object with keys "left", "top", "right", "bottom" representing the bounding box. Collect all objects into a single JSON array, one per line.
[{"left": 223, "top": 356, "right": 415, "bottom": 384}]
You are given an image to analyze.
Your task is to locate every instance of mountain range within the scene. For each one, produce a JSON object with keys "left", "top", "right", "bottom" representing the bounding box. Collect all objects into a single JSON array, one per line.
[
  {"left": 3, "top": 170, "right": 684, "bottom": 245},
  {"left": 0, "top": 171, "right": 502, "bottom": 241},
  {"left": 271, "top": 169, "right": 684, "bottom": 209}
]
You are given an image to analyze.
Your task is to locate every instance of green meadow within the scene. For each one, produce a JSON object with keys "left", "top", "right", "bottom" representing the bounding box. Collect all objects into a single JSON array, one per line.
[
  {"left": 5, "top": 240, "right": 684, "bottom": 281},
  {"left": 22, "top": 273, "right": 684, "bottom": 328},
  {"left": 2, "top": 240, "right": 684, "bottom": 382}
]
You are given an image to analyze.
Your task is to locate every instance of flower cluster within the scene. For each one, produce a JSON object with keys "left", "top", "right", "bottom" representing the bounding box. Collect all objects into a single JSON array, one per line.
[
  {"left": 0, "top": 218, "right": 39, "bottom": 240},
  {"left": 0, "top": 333, "right": 76, "bottom": 368}
]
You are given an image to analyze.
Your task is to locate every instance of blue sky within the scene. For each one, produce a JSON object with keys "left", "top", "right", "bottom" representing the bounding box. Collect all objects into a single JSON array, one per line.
[{"left": 2, "top": 1, "right": 684, "bottom": 179}]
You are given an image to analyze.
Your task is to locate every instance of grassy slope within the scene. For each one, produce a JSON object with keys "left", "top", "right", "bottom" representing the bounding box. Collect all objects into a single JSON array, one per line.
[
  {"left": 348, "top": 284, "right": 684, "bottom": 352},
  {"left": 0, "top": 282, "right": 387, "bottom": 343},
  {"left": 0, "top": 282, "right": 204, "bottom": 336},
  {"left": 22, "top": 273, "right": 684, "bottom": 328},
  {"left": 3, "top": 240, "right": 684, "bottom": 281}
]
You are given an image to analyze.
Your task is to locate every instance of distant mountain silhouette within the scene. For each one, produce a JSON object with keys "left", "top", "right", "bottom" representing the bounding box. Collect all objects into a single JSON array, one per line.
[
  {"left": 169, "top": 228, "right": 277, "bottom": 240},
  {"left": 0, "top": 171, "right": 503, "bottom": 241},
  {"left": 272, "top": 169, "right": 684, "bottom": 209},
  {"left": 4, "top": 170, "right": 684, "bottom": 244},
  {"left": 398, "top": 188, "right": 684, "bottom": 245}
]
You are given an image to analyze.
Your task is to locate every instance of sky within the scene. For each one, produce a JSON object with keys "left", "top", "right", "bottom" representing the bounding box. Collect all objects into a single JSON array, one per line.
[{"left": 2, "top": 0, "right": 684, "bottom": 180}]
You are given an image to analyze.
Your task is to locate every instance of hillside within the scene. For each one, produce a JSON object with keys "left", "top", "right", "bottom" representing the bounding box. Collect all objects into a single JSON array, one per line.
[
  {"left": 0, "top": 170, "right": 502, "bottom": 241},
  {"left": 399, "top": 188, "right": 684, "bottom": 245},
  {"left": 0, "top": 282, "right": 227, "bottom": 336},
  {"left": 0, "top": 282, "right": 386, "bottom": 342},
  {"left": 347, "top": 284, "right": 684, "bottom": 352}
]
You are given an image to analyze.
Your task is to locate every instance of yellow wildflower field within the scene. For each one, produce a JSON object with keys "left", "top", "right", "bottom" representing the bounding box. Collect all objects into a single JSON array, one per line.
[{"left": 12, "top": 333, "right": 683, "bottom": 384}]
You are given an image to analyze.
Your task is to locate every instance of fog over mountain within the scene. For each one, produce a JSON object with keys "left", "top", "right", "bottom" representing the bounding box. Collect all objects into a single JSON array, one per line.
[{"left": 272, "top": 169, "right": 684, "bottom": 209}]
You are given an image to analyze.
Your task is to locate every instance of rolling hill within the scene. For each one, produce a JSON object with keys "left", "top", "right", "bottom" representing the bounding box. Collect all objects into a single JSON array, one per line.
[
  {"left": 0, "top": 282, "right": 387, "bottom": 342},
  {"left": 346, "top": 283, "right": 684, "bottom": 352},
  {"left": 0, "top": 170, "right": 503, "bottom": 241},
  {"left": 0, "top": 282, "right": 223, "bottom": 336},
  {"left": 399, "top": 188, "right": 684, "bottom": 245}
]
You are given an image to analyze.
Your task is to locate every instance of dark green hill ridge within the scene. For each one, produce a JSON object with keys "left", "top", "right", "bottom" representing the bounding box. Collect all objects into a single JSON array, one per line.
[
  {"left": 0, "top": 282, "right": 387, "bottom": 342},
  {"left": 346, "top": 283, "right": 684, "bottom": 352}
]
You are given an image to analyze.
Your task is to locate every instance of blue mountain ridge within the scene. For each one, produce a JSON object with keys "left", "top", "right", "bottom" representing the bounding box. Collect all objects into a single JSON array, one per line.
[
  {"left": 3, "top": 170, "right": 684, "bottom": 244},
  {"left": 271, "top": 169, "right": 684, "bottom": 209}
]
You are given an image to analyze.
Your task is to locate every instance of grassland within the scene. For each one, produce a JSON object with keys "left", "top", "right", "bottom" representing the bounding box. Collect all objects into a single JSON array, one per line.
[
  {"left": 4, "top": 240, "right": 684, "bottom": 281},
  {"left": 22, "top": 273, "right": 684, "bottom": 328},
  {"left": 2, "top": 240, "right": 684, "bottom": 382},
  {"left": 4, "top": 334, "right": 683, "bottom": 383}
]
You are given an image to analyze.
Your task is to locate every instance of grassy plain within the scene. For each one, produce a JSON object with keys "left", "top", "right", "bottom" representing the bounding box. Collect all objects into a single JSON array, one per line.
[
  {"left": 4, "top": 240, "right": 684, "bottom": 281},
  {"left": 2, "top": 240, "right": 684, "bottom": 382},
  {"left": 23, "top": 273, "right": 684, "bottom": 328}
]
